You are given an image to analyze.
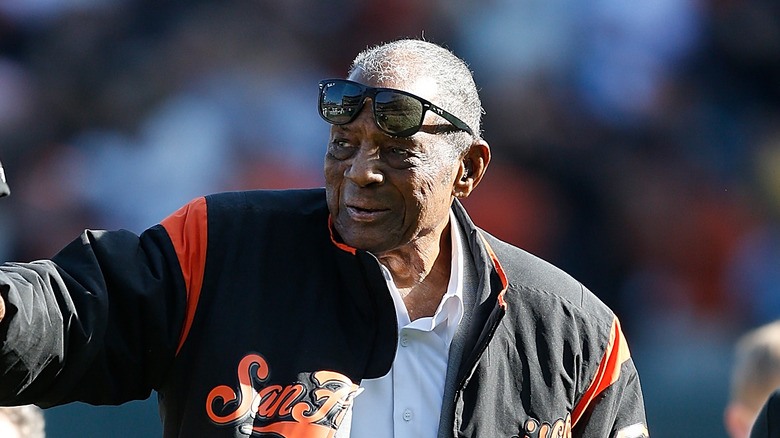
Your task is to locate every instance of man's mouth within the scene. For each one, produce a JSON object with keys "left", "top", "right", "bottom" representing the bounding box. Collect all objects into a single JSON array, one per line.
[{"left": 345, "top": 204, "right": 389, "bottom": 221}]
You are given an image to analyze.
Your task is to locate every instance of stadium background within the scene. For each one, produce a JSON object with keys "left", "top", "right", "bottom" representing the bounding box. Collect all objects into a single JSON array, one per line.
[{"left": 1, "top": 0, "right": 779, "bottom": 436}]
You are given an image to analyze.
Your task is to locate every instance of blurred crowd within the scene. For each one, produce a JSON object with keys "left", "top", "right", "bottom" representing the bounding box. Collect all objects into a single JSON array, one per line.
[{"left": 1, "top": 0, "right": 779, "bottom": 436}]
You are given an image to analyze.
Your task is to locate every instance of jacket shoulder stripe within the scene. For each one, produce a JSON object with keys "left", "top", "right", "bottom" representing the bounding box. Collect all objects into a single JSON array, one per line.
[
  {"left": 160, "top": 196, "right": 208, "bottom": 355},
  {"left": 571, "top": 316, "right": 632, "bottom": 425}
]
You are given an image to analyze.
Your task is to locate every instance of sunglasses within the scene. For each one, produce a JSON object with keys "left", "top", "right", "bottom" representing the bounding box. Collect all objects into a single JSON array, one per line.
[{"left": 318, "top": 79, "right": 474, "bottom": 138}]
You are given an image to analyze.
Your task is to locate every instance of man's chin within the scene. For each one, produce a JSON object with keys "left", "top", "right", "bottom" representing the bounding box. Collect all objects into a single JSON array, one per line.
[
  {"left": 344, "top": 236, "right": 396, "bottom": 254},
  {"left": 337, "top": 227, "right": 398, "bottom": 254}
]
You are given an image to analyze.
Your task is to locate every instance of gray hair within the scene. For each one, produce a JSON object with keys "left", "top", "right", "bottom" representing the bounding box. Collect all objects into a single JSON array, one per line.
[
  {"left": 0, "top": 406, "right": 46, "bottom": 438},
  {"left": 349, "top": 39, "right": 483, "bottom": 156}
]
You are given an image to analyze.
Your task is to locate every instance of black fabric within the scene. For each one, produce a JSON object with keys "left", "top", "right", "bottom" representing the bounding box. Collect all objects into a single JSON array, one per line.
[
  {"left": 447, "top": 201, "right": 648, "bottom": 438},
  {"left": 0, "top": 189, "right": 647, "bottom": 437},
  {"left": 0, "top": 226, "right": 187, "bottom": 407},
  {"left": 752, "top": 388, "right": 780, "bottom": 438},
  {"left": 157, "top": 189, "right": 398, "bottom": 437},
  {"left": 1, "top": 188, "right": 399, "bottom": 437}
]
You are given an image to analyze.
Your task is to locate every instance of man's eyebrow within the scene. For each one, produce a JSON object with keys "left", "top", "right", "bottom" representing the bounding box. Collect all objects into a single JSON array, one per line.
[{"left": 332, "top": 124, "right": 355, "bottom": 133}]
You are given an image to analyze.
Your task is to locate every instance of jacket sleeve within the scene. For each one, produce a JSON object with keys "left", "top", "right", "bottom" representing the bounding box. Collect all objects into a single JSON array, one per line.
[
  {"left": 571, "top": 318, "right": 650, "bottom": 438},
  {"left": 0, "top": 224, "right": 188, "bottom": 408}
]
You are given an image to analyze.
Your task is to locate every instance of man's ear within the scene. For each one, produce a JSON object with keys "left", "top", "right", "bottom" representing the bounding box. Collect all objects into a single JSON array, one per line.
[{"left": 453, "top": 139, "right": 490, "bottom": 199}]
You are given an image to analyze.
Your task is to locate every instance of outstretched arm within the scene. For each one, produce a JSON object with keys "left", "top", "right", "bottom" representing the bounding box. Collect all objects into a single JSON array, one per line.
[{"left": 0, "top": 226, "right": 188, "bottom": 408}]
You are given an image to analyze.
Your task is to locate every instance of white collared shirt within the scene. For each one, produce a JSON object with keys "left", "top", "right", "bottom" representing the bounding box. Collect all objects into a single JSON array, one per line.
[{"left": 348, "top": 211, "right": 465, "bottom": 438}]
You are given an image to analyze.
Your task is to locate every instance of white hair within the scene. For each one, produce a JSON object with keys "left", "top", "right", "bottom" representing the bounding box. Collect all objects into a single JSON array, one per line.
[{"left": 349, "top": 39, "right": 484, "bottom": 156}]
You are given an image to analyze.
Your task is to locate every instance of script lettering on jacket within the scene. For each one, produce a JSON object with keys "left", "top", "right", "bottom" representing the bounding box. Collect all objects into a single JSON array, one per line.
[
  {"left": 513, "top": 414, "right": 572, "bottom": 438},
  {"left": 205, "top": 353, "right": 359, "bottom": 438}
]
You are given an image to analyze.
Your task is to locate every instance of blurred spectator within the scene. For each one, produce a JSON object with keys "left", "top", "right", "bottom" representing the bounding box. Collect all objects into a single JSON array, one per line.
[{"left": 725, "top": 320, "right": 780, "bottom": 438}]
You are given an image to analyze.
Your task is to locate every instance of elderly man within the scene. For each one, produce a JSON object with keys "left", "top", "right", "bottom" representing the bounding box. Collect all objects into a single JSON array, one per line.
[{"left": 0, "top": 39, "right": 648, "bottom": 437}]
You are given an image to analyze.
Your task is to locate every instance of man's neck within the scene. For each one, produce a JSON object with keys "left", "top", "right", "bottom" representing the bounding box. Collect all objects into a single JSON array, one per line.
[{"left": 376, "top": 222, "right": 452, "bottom": 321}]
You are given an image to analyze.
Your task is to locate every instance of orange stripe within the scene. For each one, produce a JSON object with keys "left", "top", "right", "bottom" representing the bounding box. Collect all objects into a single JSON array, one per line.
[
  {"left": 478, "top": 232, "right": 508, "bottom": 309},
  {"left": 571, "top": 316, "right": 632, "bottom": 425},
  {"left": 161, "top": 197, "right": 208, "bottom": 355},
  {"left": 328, "top": 215, "right": 357, "bottom": 255}
]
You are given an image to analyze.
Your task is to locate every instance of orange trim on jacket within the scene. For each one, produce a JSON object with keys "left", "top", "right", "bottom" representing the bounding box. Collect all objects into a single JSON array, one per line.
[
  {"left": 478, "top": 232, "right": 509, "bottom": 309},
  {"left": 327, "top": 216, "right": 357, "bottom": 255},
  {"left": 160, "top": 197, "right": 209, "bottom": 355},
  {"left": 571, "top": 316, "right": 632, "bottom": 425}
]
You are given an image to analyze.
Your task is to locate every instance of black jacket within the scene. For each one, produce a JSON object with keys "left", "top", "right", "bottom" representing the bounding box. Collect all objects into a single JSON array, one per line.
[{"left": 0, "top": 189, "right": 648, "bottom": 437}]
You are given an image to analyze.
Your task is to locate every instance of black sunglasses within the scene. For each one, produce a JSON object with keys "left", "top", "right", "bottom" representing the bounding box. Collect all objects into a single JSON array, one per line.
[{"left": 318, "top": 79, "right": 474, "bottom": 138}]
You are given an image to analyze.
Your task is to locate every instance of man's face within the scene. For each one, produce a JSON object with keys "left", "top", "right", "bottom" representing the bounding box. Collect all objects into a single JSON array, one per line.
[{"left": 324, "top": 70, "right": 462, "bottom": 254}]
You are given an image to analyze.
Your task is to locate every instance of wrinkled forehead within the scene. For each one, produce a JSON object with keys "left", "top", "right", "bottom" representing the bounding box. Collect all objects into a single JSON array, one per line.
[{"left": 347, "top": 66, "right": 441, "bottom": 106}]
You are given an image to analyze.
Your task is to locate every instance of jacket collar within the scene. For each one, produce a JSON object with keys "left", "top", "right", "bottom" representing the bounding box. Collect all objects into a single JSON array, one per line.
[{"left": 450, "top": 199, "right": 508, "bottom": 309}]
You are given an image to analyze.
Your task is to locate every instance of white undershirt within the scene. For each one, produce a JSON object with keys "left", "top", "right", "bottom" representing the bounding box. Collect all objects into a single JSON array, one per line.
[{"left": 348, "top": 212, "right": 465, "bottom": 438}]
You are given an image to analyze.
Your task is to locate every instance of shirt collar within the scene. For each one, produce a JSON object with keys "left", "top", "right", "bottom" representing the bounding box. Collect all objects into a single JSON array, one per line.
[{"left": 431, "top": 210, "right": 465, "bottom": 333}]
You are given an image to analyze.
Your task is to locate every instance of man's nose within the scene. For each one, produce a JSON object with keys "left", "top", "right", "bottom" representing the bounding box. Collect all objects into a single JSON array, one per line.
[
  {"left": 343, "top": 106, "right": 385, "bottom": 187},
  {"left": 344, "top": 142, "right": 384, "bottom": 187}
]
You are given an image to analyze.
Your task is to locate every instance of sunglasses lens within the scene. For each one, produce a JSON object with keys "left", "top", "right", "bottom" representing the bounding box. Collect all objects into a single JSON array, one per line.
[
  {"left": 319, "top": 80, "right": 429, "bottom": 137},
  {"left": 374, "top": 91, "right": 423, "bottom": 136},
  {"left": 320, "top": 81, "right": 363, "bottom": 124}
]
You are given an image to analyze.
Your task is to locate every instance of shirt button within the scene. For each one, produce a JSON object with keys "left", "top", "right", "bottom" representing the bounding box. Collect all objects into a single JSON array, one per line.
[
  {"left": 400, "top": 335, "right": 409, "bottom": 347},
  {"left": 403, "top": 409, "right": 413, "bottom": 421}
]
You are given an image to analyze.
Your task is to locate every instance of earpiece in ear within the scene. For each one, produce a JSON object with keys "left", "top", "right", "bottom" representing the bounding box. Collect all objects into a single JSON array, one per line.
[{"left": 461, "top": 161, "right": 472, "bottom": 181}]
